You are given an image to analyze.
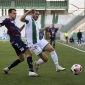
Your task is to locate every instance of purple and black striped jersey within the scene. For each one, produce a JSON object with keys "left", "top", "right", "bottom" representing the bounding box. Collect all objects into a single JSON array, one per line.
[
  {"left": 49, "top": 28, "right": 57, "bottom": 38},
  {"left": 0, "top": 18, "right": 21, "bottom": 39}
]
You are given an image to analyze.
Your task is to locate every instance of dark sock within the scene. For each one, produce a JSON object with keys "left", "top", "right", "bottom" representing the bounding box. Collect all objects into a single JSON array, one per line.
[
  {"left": 8, "top": 59, "right": 21, "bottom": 70},
  {"left": 27, "top": 57, "right": 34, "bottom": 72},
  {"left": 53, "top": 43, "right": 55, "bottom": 48},
  {"left": 50, "top": 40, "right": 52, "bottom": 45}
]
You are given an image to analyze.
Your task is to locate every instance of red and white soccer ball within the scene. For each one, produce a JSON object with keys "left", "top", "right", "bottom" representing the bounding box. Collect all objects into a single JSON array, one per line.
[{"left": 71, "top": 64, "right": 82, "bottom": 75}]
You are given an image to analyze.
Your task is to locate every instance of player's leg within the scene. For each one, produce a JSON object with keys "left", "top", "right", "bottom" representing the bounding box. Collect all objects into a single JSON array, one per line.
[
  {"left": 13, "top": 36, "right": 34, "bottom": 73},
  {"left": 3, "top": 37, "right": 25, "bottom": 74},
  {"left": 78, "top": 38, "right": 82, "bottom": 46},
  {"left": 77, "top": 38, "right": 80, "bottom": 46},
  {"left": 80, "top": 38, "right": 82, "bottom": 45},
  {"left": 3, "top": 38, "right": 25, "bottom": 74},
  {"left": 16, "top": 37, "right": 38, "bottom": 76},
  {"left": 50, "top": 38, "right": 52, "bottom": 45},
  {"left": 66, "top": 37, "right": 68, "bottom": 43},
  {"left": 33, "top": 39, "right": 64, "bottom": 72},
  {"left": 53, "top": 41, "right": 55, "bottom": 48},
  {"left": 44, "top": 44, "right": 66, "bottom": 72},
  {"left": 25, "top": 49, "right": 33, "bottom": 72},
  {"left": 34, "top": 52, "right": 48, "bottom": 72},
  {"left": 4, "top": 53, "right": 24, "bottom": 74},
  {"left": 30, "top": 44, "right": 48, "bottom": 72},
  {"left": 51, "top": 37, "right": 55, "bottom": 48},
  {"left": 67, "top": 37, "right": 68, "bottom": 43},
  {"left": 65, "top": 37, "right": 67, "bottom": 42},
  {"left": 4, "top": 36, "right": 38, "bottom": 76},
  {"left": 4, "top": 38, "right": 5, "bottom": 43},
  {"left": 38, "top": 52, "right": 48, "bottom": 62},
  {"left": 25, "top": 49, "right": 39, "bottom": 76},
  {"left": 2, "top": 37, "right": 5, "bottom": 43},
  {"left": 53, "top": 38, "right": 56, "bottom": 48}
]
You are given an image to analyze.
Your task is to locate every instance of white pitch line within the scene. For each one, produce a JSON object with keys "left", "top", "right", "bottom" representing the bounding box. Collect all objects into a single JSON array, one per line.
[{"left": 57, "top": 42, "right": 85, "bottom": 53}]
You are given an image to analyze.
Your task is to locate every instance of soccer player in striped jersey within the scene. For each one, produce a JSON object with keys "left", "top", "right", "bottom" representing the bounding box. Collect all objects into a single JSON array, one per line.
[
  {"left": 21, "top": 9, "right": 66, "bottom": 72},
  {"left": 48, "top": 24, "right": 58, "bottom": 48}
]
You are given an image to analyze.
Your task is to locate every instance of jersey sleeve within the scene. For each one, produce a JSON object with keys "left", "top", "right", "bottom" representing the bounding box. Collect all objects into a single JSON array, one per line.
[
  {"left": 0, "top": 18, "right": 7, "bottom": 26},
  {"left": 24, "top": 16, "right": 30, "bottom": 24}
]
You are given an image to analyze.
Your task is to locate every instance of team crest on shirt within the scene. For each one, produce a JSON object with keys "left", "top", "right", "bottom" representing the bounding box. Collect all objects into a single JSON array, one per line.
[
  {"left": 11, "top": 21, "right": 17, "bottom": 26},
  {"left": 11, "top": 21, "right": 15, "bottom": 23}
]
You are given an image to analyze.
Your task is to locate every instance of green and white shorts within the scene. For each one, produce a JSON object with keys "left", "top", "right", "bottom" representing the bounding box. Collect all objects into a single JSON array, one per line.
[{"left": 28, "top": 39, "right": 49, "bottom": 55}]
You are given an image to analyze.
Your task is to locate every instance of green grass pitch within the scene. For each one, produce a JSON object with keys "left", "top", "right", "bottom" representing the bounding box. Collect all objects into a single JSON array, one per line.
[{"left": 0, "top": 41, "right": 85, "bottom": 85}]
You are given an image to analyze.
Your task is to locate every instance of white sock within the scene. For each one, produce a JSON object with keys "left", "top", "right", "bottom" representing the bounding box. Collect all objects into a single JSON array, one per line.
[
  {"left": 50, "top": 50, "right": 59, "bottom": 68},
  {"left": 36, "top": 59, "right": 44, "bottom": 66}
]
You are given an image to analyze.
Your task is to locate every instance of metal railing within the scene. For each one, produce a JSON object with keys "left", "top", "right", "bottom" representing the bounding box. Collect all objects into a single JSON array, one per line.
[{"left": 0, "top": 0, "right": 68, "bottom": 9}]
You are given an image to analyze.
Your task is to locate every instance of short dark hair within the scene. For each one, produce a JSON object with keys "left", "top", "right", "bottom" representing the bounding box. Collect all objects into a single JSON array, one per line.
[
  {"left": 8, "top": 8, "right": 16, "bottom": 13},
  {"left": 32, "top": 10, "right": 38, "bottom": 14}
]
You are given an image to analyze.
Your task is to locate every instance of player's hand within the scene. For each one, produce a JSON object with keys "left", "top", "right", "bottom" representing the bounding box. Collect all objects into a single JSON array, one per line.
[
  {"left": 27, "top": 9, "right": 35, "bottom": 14},
  {"left": 31, "top": 9, "right": 35, "bottom": 11},
  {"left": 46, "top": 26, "right": 50, "bottom": 29},
  {"left": 30, "top": 9, "right": 35, "bottom": 13},
  {"left": 47, "top": 26, "right": 50, "bottom": 28}
]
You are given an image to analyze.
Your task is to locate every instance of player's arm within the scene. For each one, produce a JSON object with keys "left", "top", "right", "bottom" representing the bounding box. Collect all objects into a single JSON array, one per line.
[
  {"left": 19, "top": 24, "right": 25, "bottom": 31},
  {"left": 55, "top": 28, "right": 59, "bottom": 34},
  {"left": 48, "top": 32, "right": 51, "bottom": 37},
  {"left": 47, "top": 28, "right": 51, "bottom": 37},
  {"left": 39, "top": 26, "right": 50, "bottom": 32},
  {"left": 0, "top": 24, "right": 2, "bottom": 27},
  {"left": 20, "top": 9, "right": 34, "bottom": 22},
  {"left": 0, "top": 19, "right": 7, "bottom": 27}
]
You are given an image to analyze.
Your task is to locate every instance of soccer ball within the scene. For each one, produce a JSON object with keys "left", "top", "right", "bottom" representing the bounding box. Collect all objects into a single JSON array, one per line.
[{"left": 71, "top": 64, "right": 82, "bottom": 75}]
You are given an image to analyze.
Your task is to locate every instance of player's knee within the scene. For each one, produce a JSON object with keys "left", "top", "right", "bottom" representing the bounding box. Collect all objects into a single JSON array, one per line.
[
  {"left": 19, "top": 54, "right": 25, "bottom": 62},
  {"left": 25, "top": 49, "right": 32, "bottom": 56},
  {"left": 49, "top": 47, "right": 54, "bottom": 52},
  {"left": 45, "top": 44, "right": 54, "bottom": 52},
  {"left": 19, "top": 58, "right": 25, "bottom": 62}
]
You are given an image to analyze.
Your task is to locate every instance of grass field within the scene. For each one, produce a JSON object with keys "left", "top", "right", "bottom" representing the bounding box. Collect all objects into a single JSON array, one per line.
[{"left": 0, "top": 41, "right": 85, "bottom": 85}]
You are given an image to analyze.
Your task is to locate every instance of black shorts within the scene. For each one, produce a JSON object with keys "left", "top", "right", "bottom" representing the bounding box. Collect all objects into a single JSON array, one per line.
[
  {"left": 10, "top": 36, "right": 28, "bottom": 56},
  {"left": 65, "top": 37, "right": 68, "bottom": 40},
  {"left": 50, "top": 37, "right": 55, "bottom": 41}
]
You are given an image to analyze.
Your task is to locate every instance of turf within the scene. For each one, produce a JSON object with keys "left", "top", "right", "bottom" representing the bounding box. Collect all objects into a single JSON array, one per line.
[{"left": 0, "top": 41, "right": 85, "bottom": 85}]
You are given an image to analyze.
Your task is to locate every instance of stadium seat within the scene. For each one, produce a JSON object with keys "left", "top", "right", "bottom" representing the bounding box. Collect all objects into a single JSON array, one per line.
[
  {"left": 60, "top": 16, "right": 85, "bottom": 32},
  {"left": 0, "top": 0, "right": 10, "bottom": 6}
]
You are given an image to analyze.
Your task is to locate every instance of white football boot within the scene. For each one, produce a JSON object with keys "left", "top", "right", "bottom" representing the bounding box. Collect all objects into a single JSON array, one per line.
[
  {"left": 29, "top": 71, "right": 40, "bottom": 77},
  {"left": 3, "top": 67, "right": 9, "bottom": 74},
  {"left": 56, "top": 66, "right": 66, "bottom": 72}
]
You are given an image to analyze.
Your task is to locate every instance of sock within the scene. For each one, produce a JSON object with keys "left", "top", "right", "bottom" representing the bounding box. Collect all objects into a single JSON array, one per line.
[
  {"left": 53, "top": 43, "right": 55, "bottom": 48},
  {"left": 8, "top": 59, "right": 21, "bottom": 70},
  {"left": 36, "top": 59, "right": 44, "bottom": 66},
  {"left": 27, "top": 57, "right": 34, "bottom": 72},
  {"left": 50, "top": 50, "right": 59, "bottom": 68},
  {"left": 50, "top": 40, "right": 52, "bottom": 45}
]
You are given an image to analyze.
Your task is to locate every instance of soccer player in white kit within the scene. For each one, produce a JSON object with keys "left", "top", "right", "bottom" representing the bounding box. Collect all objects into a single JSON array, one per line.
[
  {"left": 2, "top": 30, "right": 7, "bottom": 43},
  {"left": 21, "top": 9, "right": 66, "bottom": 72}
]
